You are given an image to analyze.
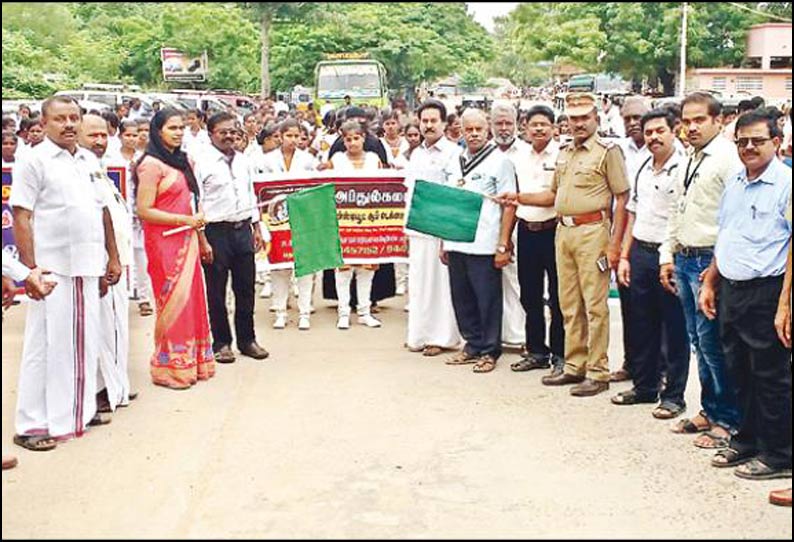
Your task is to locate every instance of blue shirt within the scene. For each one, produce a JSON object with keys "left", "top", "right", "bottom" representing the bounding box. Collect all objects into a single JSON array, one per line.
[{"left": 715, "top": 158, "right": 792, "bottom": 281}]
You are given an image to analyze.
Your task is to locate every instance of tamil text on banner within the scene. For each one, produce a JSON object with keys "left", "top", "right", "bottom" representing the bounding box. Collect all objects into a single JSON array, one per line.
[{"left": 253, "top": 170, "right": 408, "bottom": 270}]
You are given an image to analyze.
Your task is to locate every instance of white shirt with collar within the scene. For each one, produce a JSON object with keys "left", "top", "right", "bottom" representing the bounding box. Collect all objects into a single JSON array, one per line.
[
  {"left": 442, "top": 143, "right": 517, "bottom": 255},
  {"left": 404, "top": 136, "right": 463, "bottom": 238},
  {"left": 660, "top": 134, "right": 743, "bottom": 265},
  {"left": 193, "top": 144, "right": 260, "bottom": 225},
  {"left": 506, "top": 138, "right": 558, "bottom": 223},
  {"left": 9, "top": 137, "right": 107, "bottom": 277},
  {"left": 619, "top": 137, "right": 653, "bottom": 186},
  {"left": 627, "top": 146, "right": 685, "bottom": 245},
  {"left": 181, "top": 128, "right": 210, "bottom": 160}
]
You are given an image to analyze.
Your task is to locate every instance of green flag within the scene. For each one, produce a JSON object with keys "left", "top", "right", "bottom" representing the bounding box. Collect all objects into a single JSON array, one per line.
[
  {"left": 287, "top": 184, "right": 344, "bottom": 278},
  {"left": 406, "top": 180, "right": 484, "bottom": 242}
]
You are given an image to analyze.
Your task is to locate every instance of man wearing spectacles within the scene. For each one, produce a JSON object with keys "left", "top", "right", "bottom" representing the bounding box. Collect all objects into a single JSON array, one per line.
[{"left": 699, "top": 110, "right": 792, "bottom": 481}]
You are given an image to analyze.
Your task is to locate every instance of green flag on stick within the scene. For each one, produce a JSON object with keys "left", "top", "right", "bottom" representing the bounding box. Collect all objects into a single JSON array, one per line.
[
  {"left": 287, "top": 184, "right": 344, "bottom": 278},
  {"left": 406, "top": 180, "right": 484, "bottom": 242}
]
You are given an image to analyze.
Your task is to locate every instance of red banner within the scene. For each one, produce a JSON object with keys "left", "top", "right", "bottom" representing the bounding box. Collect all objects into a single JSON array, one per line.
[{"left": 254, "top": 171, "right": 408, "bottom": 269}]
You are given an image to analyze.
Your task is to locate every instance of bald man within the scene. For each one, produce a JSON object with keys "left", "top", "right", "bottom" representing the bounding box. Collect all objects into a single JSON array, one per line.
[{"left": 79, "top": 114, "right": 134, "bottom": 414}]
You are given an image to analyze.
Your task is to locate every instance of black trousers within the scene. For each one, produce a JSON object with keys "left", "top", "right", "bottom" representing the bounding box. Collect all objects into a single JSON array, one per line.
[
  {"left": 447, "top": 252, "right": 503, "bottom": 359},
  {"left": 629, "top": 241, "right": 690, "bottom": 405},
  {"left": 202, "top": 223, "right": 257, "bottom": 352},
  {"left": 719, "top": 275, "right": 792, "bottom": 469},
  {"left": 618, "top": 282, "right": 634, "bottom": 372},
  {"left": 516, "top": 225, "right": 564, "bottom": 357}
]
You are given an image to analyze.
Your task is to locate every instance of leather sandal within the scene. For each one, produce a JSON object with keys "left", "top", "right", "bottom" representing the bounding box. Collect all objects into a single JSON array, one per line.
[
  {"left": 711, "top": 448, "right": 754, "bottom": 468},
  {"left": 13, "top": 434, "right": 57, "bottom": 452},
  {"left": 473, "top": 355, "right": 497, "bottom": 373}
]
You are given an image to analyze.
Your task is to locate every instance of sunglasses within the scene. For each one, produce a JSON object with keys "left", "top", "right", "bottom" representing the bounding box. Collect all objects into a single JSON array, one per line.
[{"left": 735, "top": 137, "right": 772, "bottom": 148}]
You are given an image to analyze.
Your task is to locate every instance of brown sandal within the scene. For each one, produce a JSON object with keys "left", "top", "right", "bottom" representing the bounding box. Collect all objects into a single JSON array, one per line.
[
  {"left": 422, "top": 346, "right": 444, "bottom": 357},
  {"left": 473, "top": 356, "right": 497, "bottom": 373},
  {"left": 445, "top": 351, "right": 478, "bottom": 365}
]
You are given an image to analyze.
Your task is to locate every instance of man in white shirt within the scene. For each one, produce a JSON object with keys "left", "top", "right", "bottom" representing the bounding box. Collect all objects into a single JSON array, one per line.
[
  {"left": 612, "top": 97, "right": 652, "bottom": 383},
  {"left": 10, "top": 96, "right": 121, "bottom": 450},
  {"left": 501, "top": 105, "right": 565, "bottom": 373},
  {"left": 489, "top": 104, "right": 527, "bottom": 348},
  {"left": 404, "top": 100, "right": 462, "bottom": 357},
  {"left": 194, "top": 112, "right": 268, "bottom": 363},
  {"left": 79, "top": 114, "right": 135, "bottom": 413},
  {"left": 600, "top": 95, "right": 625, "bottom": 138},
  {"left": 612, "top": 109, "right": 690, "bottom": 419},
  {"left": 441, "top": 108, "right": 516, "bottom": 374},
  {"left": 3, "top": 252, "right": 58, "bottom": 468}
]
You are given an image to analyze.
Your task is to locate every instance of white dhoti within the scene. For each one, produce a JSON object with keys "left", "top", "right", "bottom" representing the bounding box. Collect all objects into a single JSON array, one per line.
[
  {"left": 98, "top": 268, "right": 130, "bottom": 411},
  {"left": 16, "top": 274, "right": 99, "bottom": 439},
  {"left": 406, "top": 236, "right": 462, "bottom": 350},
  {"left": 501, "top": 254, "right": 526, "bottom": 346}
]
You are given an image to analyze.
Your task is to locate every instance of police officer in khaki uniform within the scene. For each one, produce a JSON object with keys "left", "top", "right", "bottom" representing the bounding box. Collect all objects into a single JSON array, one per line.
[{"left": 501, "top": 93, "right": 630, "bottom": 396}]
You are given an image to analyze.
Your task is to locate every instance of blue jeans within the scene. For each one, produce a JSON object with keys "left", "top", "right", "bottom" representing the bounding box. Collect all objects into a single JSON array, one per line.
[{"left": 674, "top": 252, "right": 741, "bottom": 431}]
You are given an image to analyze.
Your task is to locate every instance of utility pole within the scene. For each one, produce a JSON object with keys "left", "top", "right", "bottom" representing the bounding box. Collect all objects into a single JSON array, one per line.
[{"left": 679, "top": 2, "right": 688, "bottom": 97}]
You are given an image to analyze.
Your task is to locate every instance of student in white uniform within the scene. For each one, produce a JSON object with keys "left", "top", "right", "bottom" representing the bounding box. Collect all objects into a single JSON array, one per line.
[
  {"left": 251, "top": 123, "right": 283, "bottom": 300},
  {"left": 181, "top": 109, "right": 210, "bottom": 159},
  {"left": 380, "top": 110, "right": 410, "bottom": 170},
  {"left": 80, "top": 114, "right": 133, "bottom": 412},
  {"left": 10, "top": 97, "right": 122, "bottom": 450},
  {"left": 329, "top": 120, "right": 383, "bottom": 329},
  {"left": 404, "top": 100, "right": 463, "bottom": 356},
  {"left": 259, "top": 119, "right": 317, "bottom": 330}
]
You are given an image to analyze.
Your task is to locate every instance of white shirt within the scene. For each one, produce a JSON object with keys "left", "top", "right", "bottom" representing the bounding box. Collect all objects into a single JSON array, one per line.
[
  {"left": 627, "top": 147, "right": 685, "bottom": 245},
  {"left": 193, "top": 145, "right": 260, "bottom": 224},
  {"left": 660, "top": 134, "right": 743, "bottom": 264},
  {"left": 442, "top": 144, "right": 516, "bottom": 255},
  {"left": 405, "top": 137, "right": 463, "bottom": 238},
  {"left": 380, "top": 137, "right": 410, "bottom": 168},
  {"left": 9, "top": 137, "right": 107, "bottom": 277},
  {"left": 619, "top": 138, "right": 652, "bottom": 187},
  {"left": 106, "top": 136, "right": 122, "bottom": 158},
  {"left": 320, "top": 102, "right": 335, "bottom": 118},
  {"left": 181, "top": 128, "right": 210, "bottom": 159},
  {"left": 505, "top": 138, "right": 558, "bottom": 222},
  {"left": 257, "top": 148, "right": 316, "bottom": 175},
  {"left": 311, "top": 130, "right": 337, "bottom": 164},
  {"left": 600, "top": 107, "right": 625, "bottom": 138},
  {"left": 330, "top": 152, "right": 381, "bottom": 172},
  {"left": 2, "top": 254, "right": 30, "bottom": 282}
]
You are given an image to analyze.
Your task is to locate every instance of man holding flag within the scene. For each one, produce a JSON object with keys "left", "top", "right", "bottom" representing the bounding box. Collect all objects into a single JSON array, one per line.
[{"left": 441, "top": 108, "right": 517, "bottom": 373}]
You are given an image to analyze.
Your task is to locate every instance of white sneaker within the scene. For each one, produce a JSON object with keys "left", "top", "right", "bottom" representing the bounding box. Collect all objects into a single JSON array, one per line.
[
  {"left": 337, "top": 315, "right": 350, "bottom": 330},
  {"left": 298, "top": 316, "right": 311, "bottom": 330},
  {"left": 273, "top": 314, "right": 287, "bottom": 329},
  {"left": 359, "top": 313, "right": 382, "bottom": 328},
  {"left": 260, "top": 282, "right": 272, "bottom": 299}
]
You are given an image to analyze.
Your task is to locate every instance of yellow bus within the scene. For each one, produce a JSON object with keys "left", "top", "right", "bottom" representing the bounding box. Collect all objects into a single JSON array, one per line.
[{"left": 314, "top": 56, "right": 389, "bottom": 109}]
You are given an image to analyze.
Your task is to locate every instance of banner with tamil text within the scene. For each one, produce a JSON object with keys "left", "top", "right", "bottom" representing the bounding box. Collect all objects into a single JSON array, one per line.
[{"left": 253, "top": 170, "right": 408, "bottom": 270}]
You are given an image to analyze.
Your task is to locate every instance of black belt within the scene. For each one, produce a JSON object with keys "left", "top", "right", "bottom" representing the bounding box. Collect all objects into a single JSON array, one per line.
[
  {"left": 520, "top": 218, "right": 558, "bottom": 232},
  {"left": 677, "top": 246, "right": 713, "bottom": 258},
  {"left": 722, "top": 274, "right": 784, "bottom": 289},
  {"left": 634, "top": 239, "right": 661, "bottom": 253},
  {"left": 207, "top": 218, "right": 251, "bottom": 230}
]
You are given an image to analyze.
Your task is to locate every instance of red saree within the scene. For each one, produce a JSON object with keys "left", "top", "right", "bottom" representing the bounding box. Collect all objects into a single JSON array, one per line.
[{"left": 138, "top": 156, "right": 215, "bottom": 388}]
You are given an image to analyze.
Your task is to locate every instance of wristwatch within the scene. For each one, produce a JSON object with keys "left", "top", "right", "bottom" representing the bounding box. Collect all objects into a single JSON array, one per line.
[{"left": 497, "top": 245, "right": 508, "bottom": 254}]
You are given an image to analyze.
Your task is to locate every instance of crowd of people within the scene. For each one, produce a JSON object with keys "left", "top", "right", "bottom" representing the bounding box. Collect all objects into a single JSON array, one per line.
[{"left": 1, "top": 88, "right": 792, "bottom": 508}]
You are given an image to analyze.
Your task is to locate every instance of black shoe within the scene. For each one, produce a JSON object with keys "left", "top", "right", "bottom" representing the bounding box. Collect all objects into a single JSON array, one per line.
[
  {"left": 570, "top": 379, "right": 610, "bottom": 397},
  {"left": 542, "top": 372, "right": 586, "bottom": 386},
  {"left": 214, "top": 345, "right": 236, "bottom": 364},
  {"left": 240, "top": 341, "right": 269, "bottom": 360}
]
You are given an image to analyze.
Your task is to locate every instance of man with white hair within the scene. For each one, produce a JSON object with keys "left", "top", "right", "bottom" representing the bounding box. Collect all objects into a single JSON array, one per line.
[
  {"left": 441, "top": 107, "right": 516, "bottom": 374},
  {"left": 489, "top": 103, "right": 527, "bottom": 349}
]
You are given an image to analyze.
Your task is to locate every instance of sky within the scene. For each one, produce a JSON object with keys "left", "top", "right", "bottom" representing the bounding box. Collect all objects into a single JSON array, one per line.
[{"left": 467, "top": 2, "right": 519, "bottom": 33}]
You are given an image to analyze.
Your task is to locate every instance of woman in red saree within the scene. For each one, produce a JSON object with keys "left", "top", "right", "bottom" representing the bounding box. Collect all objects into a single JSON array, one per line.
[{"left": 134, "top": 109, "right": 215, "bottom": 389}]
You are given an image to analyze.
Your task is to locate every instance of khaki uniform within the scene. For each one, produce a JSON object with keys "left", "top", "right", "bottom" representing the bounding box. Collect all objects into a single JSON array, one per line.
[{"left": 551, "top": 133, "right": 630, "bottom": 381}]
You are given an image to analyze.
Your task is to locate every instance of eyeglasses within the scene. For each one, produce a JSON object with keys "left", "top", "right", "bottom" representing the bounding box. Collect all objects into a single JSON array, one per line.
[{"left": 735, "top": 137, "right": 772, "bottom": 148}]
